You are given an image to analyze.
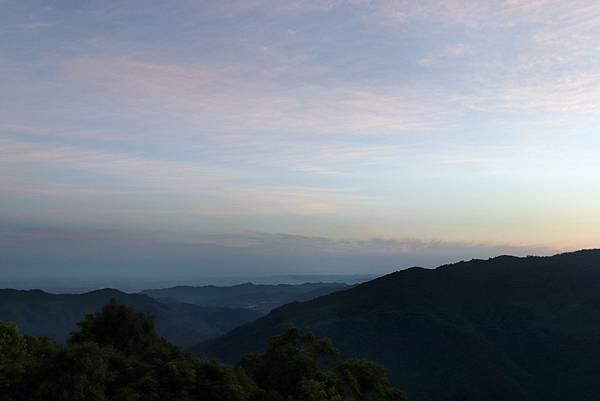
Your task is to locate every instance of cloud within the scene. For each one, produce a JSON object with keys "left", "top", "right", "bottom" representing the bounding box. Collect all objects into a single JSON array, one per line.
[
  {"left": 0, "top": 137, "right": 373, "bottom": 217},
  {"left": 60, "top": 56, "right": 455, "bottom": 136},
  {"left": 0, "top": 137, "right": 233, "bottom": 188},
  {"left": 7, "top": 1, "right": 600, "bottom": 145},
  {"left": 211, "top": 0, "right": 342, "bottom": 17},
  {"left": 3, "top": 0, "right": 600, "bottom": 269},
  {"left": 369, "top": 0, "right": 600, "bottom": 31},
  {"left": 0, "top": 224, "right": 559, "bottom": 278},
  {"left": 418, "top": 43, "right": 472, "bottom": 67},
  {"left": 216, "top": 230, "right": 555, "bottom": 256},
  {"left": 461, "top": 73, "right": 600, "bottom": 114},
  {"left": 0, "top": 124, "right": 39, "bottom": 133},
  {"left": 364, "top": 1, "right": 600, "bottom": 117}
]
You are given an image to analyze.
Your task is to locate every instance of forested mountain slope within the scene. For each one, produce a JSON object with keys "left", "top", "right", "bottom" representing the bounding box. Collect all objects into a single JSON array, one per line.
[
  {"left": 0, "top": 288, "right": 260, "bottom": 347},
  {"left": 142, "top": 282, "right": 350, "bottom": 314},
  {"left": 194, "top": 250, "right": 600, "bottom": 401}
]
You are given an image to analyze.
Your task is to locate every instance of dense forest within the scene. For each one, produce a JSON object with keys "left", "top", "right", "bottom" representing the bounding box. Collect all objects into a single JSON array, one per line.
[
  {"left": 197, "top": 250, "right": 600, "bottom": 401},
  {"left": 0, "top": 282, "right": 352, "bottom": 348},
  {"left": 0, "top": 301, "right": 405, "bottom": 401}
]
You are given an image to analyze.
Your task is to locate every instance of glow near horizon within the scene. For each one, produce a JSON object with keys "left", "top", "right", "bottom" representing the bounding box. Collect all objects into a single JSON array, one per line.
[{"left": 1, "top": 0, "right": 600, "bottom": 276}]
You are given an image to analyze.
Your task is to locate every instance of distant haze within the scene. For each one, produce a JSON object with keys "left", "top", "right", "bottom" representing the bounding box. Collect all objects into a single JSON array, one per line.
[
  {"left": 2, "top": 1, "right": 599, "bottom": 279},
  {"left": 0, "top": 273, "right": 374, "bottom": 294}
]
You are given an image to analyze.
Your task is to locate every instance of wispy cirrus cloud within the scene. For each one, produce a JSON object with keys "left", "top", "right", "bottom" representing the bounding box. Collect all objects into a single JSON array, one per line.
[
  {"left": 0, "top": 138, "right": 372, "bottom": 217},
  {"left": 366, "top": 1, "right": 600, "bottom": 118},
  {"left": 3, "top": 0, "right": 600, "bottom": 278},
  {"left": 60, "top": 56, "right": 455, "bottom": 136},
  {"left": 463, "top": 73, "right": 600, "bottom": 114}
]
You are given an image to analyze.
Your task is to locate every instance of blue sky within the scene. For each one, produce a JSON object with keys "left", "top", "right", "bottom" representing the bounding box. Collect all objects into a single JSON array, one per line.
[{"left": 2, "top": 0, "right": 600, "bottom": 278}]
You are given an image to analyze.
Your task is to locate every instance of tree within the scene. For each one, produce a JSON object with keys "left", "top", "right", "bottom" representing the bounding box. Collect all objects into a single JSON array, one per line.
[
  {"left": 0, "top": 304, "right": 407, "bottom": 401},
  {"left": 25, "top": 343, "right": 111, "bottom": 401},
  {"left": 335, "top": 359, "right": 407, "bottom": 401},
  {"left": 0, "top": 322, "right": 29, "bottom": 400},
  {"left": 239, "top": 327, "right": 337, "bottom": 399},
  {"left": 67, "top": 301, "right": 254, "bottom": 401},
  {"left": 239, "top": 327, "right": 405, "bottom": 401},
  {"left": 69, "top": 300, "right": 167, "bottom": 356}
]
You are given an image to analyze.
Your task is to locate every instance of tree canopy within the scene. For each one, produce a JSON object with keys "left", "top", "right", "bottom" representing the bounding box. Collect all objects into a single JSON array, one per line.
[{"left": 0, "top": 301, "right": 405, "bottom": 401}]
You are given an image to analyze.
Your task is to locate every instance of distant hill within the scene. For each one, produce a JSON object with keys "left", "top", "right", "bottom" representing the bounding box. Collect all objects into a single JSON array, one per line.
[
  {"left": 0, "top": 288, "right": 260, "bottom": 347},
  {"left": 142, "top": 282, "right": 351, "bottom": 314},
  {"left": 193, "top": 250, "right": 600, "bottom": 401}
]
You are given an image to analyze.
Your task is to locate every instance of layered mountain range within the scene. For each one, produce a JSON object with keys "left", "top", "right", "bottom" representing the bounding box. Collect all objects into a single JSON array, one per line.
[{"left": 194, "top": 250, "right": 600, "bottom": 401}]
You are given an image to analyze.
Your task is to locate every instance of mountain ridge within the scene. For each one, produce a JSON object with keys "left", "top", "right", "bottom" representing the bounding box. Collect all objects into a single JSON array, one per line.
[
  {"left": 0, "top": 287, "right": 261, "bottom": 347},
  {"left": 193, "top": 249, "right": 600, "bottom": 401},
  {"left": 141, "top": 282, "right": 351, "bottom": 313}
]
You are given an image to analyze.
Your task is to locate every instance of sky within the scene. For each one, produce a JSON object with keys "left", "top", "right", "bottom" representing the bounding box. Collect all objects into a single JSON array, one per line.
[{"left": 2, "top": 0, "right": 600, "bottom": 280}]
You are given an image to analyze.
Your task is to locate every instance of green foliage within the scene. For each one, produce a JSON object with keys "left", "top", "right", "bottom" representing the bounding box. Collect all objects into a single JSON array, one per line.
[
  {"left": 0, "top": 322, "right": 62, "bottom": 401},
  {"left": 197, "top": 250, "right": 600, "bottom": 401},
  {"left": 240, "top": 327, "right": 336, "bottom": 399},
  {"left": 0, "top": 322, "right": 27, "bottom": 371},
  {"left": 27, "top": 342, "right": 111, "bottom": 401},
  {"left": 0, "top": 322, "right": 28, "bottom": 400},
  {"left": 241, "top": 327, "right": 404, "bottom": 401},
  {"left": 69, "top": 300, "right": 161, "bottom": 355},
  {"left": 0, "top": 303, "right": 405, "bottom": 401},
  {"left": 335, "top": 359, "right": 407, "bottom": 401}
]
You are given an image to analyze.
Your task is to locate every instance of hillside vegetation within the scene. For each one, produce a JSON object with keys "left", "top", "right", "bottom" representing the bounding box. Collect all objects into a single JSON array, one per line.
[
  {"left": 0, "top": 288, "right": 260, "bottom": 347},
  {"left": 194, "top": 250, "right": 600, "bottom": 401},
  {"left": 0, "top": 302, "right": 405, "bottom": 401}
]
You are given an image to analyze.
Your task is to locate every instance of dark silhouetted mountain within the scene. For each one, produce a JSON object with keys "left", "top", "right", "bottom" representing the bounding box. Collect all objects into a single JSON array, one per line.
[
  {"left": 141, "top": 282, "right": 351, "bottom": 314},
  {"left": 193, "top": 250, "right": 600, "bottom": 401},
  {"left": 0, "top": 288, "right": 260, "bottom": 347}
]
